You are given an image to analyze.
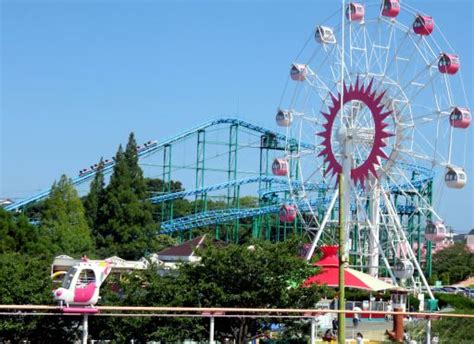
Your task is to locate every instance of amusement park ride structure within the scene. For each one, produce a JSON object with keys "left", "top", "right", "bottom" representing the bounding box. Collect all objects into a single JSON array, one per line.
[
  {"left": 275, "top": 0, "right": 470, "bottom": 297},
  {"left": 4, "top": 0, "right": 470, "bottom": 302}
]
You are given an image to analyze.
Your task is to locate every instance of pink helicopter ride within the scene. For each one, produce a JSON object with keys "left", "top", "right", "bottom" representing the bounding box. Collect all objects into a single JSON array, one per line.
[{"left": 52, "top": 257, "right": 111, "bottom": 314}]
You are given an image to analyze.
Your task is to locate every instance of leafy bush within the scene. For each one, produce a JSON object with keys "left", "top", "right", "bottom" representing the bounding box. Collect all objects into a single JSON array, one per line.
[{"left": 435, "top": 293, "right": 474, "bottom": 310}]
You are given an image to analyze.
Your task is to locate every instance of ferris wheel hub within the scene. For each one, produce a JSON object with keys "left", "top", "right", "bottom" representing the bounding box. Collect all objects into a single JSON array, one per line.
[{"left": 317, "top": 77, "right": 393, "bottom": 186}]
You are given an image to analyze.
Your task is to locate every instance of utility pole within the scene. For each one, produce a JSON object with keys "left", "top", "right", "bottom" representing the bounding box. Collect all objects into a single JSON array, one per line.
[
  {"left": 338, "top": 173, "right": 346, "bottom": 343},
  {"left": 338, "top": 0, "right": 347, "bottom": 343}
]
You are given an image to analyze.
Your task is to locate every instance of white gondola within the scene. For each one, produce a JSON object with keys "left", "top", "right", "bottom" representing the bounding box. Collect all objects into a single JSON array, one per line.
[
  {"left": 315, "top": 26, "right": 336, "bottom": 44},
  {"left": 276, "top": 109, "right": 293, "bottom": 127},
  {"left": 393, "top": 259, "right": 414, "bottom": 280},
  {"left": 290, "top": 63, "right": 309, "bottom": 81},
  {"left": 444, "top": 166, "right": 467, "bottom": 189}
]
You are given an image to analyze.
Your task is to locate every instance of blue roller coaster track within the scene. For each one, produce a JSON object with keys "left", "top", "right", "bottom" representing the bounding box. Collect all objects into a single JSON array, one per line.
[
  {"left": 161, "top": 196, "right": 329, "bottom": 233},
  {"left": 5, "top": 117, "right": 435, "bottom": 237},
  {"left": 160, "top": 195, "right": 422, "bottom": 233},
  {"left": 149, "top": 176, "right": 328, "bottom": 204},
  {"left": 4, "top": 118, "right": 306, "bottom": 212}
]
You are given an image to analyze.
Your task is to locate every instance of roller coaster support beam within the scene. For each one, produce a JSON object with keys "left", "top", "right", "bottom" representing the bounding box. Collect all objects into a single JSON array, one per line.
[
  {"left": 228, "top": 124, "right": 239, "bottom": 241},
  {"left": 161, "top": 144, "right": 173, "bottom": 223},
  {"left": 195, "top": 129, "right": 207, "bottom": 213}
]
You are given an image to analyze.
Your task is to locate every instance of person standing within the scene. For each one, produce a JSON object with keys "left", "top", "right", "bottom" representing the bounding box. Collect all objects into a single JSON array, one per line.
[
  {"left": 386, "top": 300, "right": 393, "bottom": 321},
  {"left": 356, "top": 332, "right": 364, "bottom": 344},
  {"left": 353, "top": 306, "right": 362, "bottom": 328},
  {"left": 332, "top": 317, "right": 339, "bottom": 333}
]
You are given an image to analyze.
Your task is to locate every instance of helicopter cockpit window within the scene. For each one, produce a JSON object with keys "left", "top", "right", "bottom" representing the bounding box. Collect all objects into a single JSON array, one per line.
[
  {"left": 62, "top": 267, "right": 77, "bottom": 289},
  {"left": 76, "top": 269, "right": 96, "bottom": 287}
]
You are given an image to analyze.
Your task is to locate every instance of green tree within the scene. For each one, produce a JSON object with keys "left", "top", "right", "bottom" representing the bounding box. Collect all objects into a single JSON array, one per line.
[
  {"left": 124, "top": 133, "right": 148, "bottom": 197},
  {"left": 0, "top": 208, "right": 51, "bottom": 255},
  {"left": 96, "top": 135, "right": 159, "bottom": 260},
  {"left": 0, "top": 253, "right": 82, "bottom": 343},
  {"left": 407, "top": 293, "right": 474, "bottom": 344},
  {"left": 83, "top": 158, "right": 106, "bottom": 230},
  {"left": 41, "top": 174, "right": 94, "bottom": 256},
  {"left": 431, "top": 243, "right": 474, "bottom": 284},
  {"left": 0, "top": 206, "right": 90, "bottom": 342},
  {"left": 90, "top": 238, "right": 323, "bottom": 343}
]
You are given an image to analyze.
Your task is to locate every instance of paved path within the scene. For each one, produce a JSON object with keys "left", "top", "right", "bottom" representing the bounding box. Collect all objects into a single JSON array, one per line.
[{"left": 345, "top": 319, "right": 392, "bottom": 341}]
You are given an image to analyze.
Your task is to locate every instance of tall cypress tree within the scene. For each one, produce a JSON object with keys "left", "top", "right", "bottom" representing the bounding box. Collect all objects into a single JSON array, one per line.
[
  {"left": 84, "top": 158, "right": 105, "bottom": 230},
  {"left": 41, "top": 174, "right": 94, "bottom": 256},
  {"left": 96, "top": 136, "right": 157, "bottom": 260}
]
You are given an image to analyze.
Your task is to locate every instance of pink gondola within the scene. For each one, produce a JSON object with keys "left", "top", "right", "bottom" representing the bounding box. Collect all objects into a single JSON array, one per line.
[
  {"left": 272, "top": 158, "right": 288, "bottom": 176},
  {"left": 346, "top": 3, "right": 365, "bottom": 22},
  {"left": 279, "top": 205, "right": 297, "bottom": 222},
  {"left": 438, "top": 53, "right": 460, "bottom": 75},
  {"left": 382, "top": 0, "right": 400, "bottom": 18},
  {"left": 425, "top": 221, "right": 447, "bottom": 242},
  {"left": 449, "top": 107, "right": 471, "bottom": 129},
  {"left": 290, "top": 63, "right": 308, "bottom": 81},
  {"left": 413, "top": 15, "right": 434, "bottom": 36}
]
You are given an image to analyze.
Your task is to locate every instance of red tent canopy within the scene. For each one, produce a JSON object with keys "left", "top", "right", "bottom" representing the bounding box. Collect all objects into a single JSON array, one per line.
[{"left": 304, "top": 245, "right": 394, "bottom": 291}]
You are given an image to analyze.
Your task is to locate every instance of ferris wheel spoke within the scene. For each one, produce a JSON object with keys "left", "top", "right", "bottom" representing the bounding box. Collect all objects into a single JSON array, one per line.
[{"left": 411, "top": 109, "right": 450, "bottom": 124}]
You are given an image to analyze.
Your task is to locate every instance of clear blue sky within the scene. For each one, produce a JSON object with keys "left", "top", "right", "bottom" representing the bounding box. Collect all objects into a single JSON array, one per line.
[{"left": 1, "top": 0, "right": 473, "bottom": 232}]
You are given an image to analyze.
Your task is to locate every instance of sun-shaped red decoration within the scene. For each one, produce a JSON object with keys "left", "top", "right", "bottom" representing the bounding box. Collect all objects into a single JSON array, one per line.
[{"left": 317, "top": 77, "right": 393, "bottom": 186}]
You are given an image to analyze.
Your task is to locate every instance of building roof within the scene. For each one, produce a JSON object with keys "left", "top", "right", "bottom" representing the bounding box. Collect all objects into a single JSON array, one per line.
[
  {"left": 0, "top": 198, "right": 13, "bottom": 206},
  {"left": 157, "top": 235, "right": 207, "bottom": 259}
]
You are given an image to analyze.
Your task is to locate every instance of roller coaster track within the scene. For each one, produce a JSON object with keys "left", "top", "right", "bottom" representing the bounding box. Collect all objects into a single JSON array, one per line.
[
  {"left": 5, "top": 118, "right": 305, "bottom": 212},
  {"left": 160, "top": 201, "right": 423, "bottom": 233},
  {"left": 160, "top": 197, "right": 329, "bottom": 233},
  {"left": 149, "top": 176, "right": 328, "bottom": 204},
  {"left": 159, "top": 163, "right": 434, "bottom": 232},
  {"left": 5, "top": 116, "right": 434, "bottom": 236},
  {"left": 149, "top": 163, "right": 433, "bottom": 205}
]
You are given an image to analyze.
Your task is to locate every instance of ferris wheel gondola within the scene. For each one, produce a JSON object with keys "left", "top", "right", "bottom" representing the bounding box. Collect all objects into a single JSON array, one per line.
[
  {"left": 449, "top": 107, "right": 471, "bottom": 129},
  {"left": 276, "top": 109, "right": 293, "bottom": 127},
  {"left": 346, "top": 3, "right": 365, "bottom": 22},
  {"left": 381, "top": 0, "right": 400, "bottom": 18}
]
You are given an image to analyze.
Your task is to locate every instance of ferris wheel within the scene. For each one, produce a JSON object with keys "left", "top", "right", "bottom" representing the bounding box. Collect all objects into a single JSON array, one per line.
[{"left": 273, "top": 0, "right": 471, "bottom": 294}]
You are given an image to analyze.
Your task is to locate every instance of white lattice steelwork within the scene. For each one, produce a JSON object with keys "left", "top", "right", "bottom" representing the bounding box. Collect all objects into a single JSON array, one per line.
[{"left": 276, "top": 0, "right": 470, "bottom": 296}]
